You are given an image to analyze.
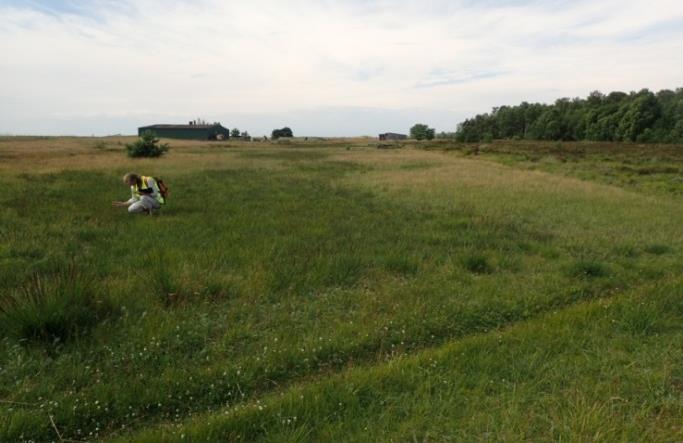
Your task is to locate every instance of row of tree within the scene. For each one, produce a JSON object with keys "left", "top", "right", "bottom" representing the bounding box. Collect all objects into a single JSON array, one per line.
[
  {"left": 233, "top": 127, "right": 293, "bottom": 140},
  {"left": 219, "top": 126, "right": 294, "bottom": 140},
  {"left": 221, "top": 126, "right": 294, "bottom": 140},
  {"left": 229, "top": 127, "right": 295, "bottom": 140},
  {"left": 453, "top": 88, "right": 683, "bottom": 143},
  {"left": 230, "top": 128, "right": 250, "bottom": 139}
]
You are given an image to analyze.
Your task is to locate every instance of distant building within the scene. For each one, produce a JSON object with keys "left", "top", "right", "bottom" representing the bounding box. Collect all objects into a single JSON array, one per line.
[
  {"left": 379, "top": 132, "right": 408, "bottom": 141},
  {"left": 138, "top": 122, "right": 231, "bottom": 141}
]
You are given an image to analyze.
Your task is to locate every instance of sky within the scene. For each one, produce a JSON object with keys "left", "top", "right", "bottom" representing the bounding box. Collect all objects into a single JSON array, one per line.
[{"left": 1, "top": 0, "right": 683, "bottom": 136}]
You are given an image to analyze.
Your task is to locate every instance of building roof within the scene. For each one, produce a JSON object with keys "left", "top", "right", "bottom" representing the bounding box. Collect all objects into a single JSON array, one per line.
[{"left": 139, "top": 124, "right": 225, "bottom": 130}]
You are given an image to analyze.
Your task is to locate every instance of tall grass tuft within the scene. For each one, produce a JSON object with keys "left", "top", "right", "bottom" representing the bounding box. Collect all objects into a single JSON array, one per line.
[
  {"left": 569, "top": 260, "right": 609, "bottom": 279},
  {"left": 462, "top": 254, "right": 493, "bottom": 274},
  {"left": 643, "top": 244, "right": 671, "bottom": 255},
  {"left": 147, "top": 251, "right": 181, "bottom": 306},
  {"left": 614, "top": 299, "right": 663, "bottom": 335},
  {"left": 0, "top": 267, "right": 113, "bottom": 344}
]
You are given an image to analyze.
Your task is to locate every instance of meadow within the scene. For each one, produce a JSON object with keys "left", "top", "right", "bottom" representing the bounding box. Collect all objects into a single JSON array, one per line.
[{"left": 0, "top": 136, "right": 681, "bottom": 441}]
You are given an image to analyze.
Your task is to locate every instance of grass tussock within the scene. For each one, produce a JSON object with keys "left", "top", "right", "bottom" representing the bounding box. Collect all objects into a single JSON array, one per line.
[
  {"left": 0, "top": 267, "right": 114, "bottom": 344},
  {"left": 569, "top": 259, "right": 609, "bottom": 279},
  {"left": 643, "top": 244, "right": 672, "bottom": 255},
  {"left": 147, "top": 251, "right": 180, "bottom": 306},
  {"left": 462, "top": 254, "right": 494, "bottom": 274}
]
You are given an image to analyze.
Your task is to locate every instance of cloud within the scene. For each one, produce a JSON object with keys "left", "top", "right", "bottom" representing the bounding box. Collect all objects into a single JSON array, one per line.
[
  {"left": 416, "top": 69, "right": 508, "bottom": 88},
  {"left": 1, "top": 0, "right": 683, "bottom": 135}
]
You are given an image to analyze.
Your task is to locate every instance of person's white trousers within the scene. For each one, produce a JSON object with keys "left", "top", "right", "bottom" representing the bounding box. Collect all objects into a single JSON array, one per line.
[{"left": 128, "top": 195, "right": 161, "bottom": 214}]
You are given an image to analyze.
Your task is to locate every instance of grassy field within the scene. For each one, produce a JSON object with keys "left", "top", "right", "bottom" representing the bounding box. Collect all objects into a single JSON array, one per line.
[{"left": 0, "top": 137, "right": 681, "bottom": 441}]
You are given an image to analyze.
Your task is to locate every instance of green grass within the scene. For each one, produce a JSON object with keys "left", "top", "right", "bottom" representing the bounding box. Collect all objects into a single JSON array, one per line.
[
  {"left": 0, "top": 139, "right": 681, "bottom": 441},
  {"left": 124, "top": 280, "right": 682, "bottom": 442}
]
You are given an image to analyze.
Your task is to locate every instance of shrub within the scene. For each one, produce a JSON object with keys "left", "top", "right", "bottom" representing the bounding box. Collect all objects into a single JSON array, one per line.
[
  {"left": 271, "top": 127, "right": 294, "bottom": 140},
  {"left": 126, "top": 131, "right": 169, "bottom": 158},
  {"left": 0, "top": 268, "right": 114, "bottom": 344},
  {"left": 410, "top": 123, "right": 435, "bottom": 140}
]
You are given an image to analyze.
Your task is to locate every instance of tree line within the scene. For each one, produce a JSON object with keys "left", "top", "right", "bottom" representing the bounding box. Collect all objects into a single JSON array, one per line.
[{"left": 452, "top": 88, "right": 683, "bottom": 143}]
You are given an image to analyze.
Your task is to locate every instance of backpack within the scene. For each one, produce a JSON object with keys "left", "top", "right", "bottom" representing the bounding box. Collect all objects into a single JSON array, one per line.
[{"left": 155, "top": 177, "right": 169, "bottom": 200}]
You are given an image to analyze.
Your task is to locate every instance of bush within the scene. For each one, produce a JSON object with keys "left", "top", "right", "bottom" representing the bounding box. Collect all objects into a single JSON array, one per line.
[
  {"left": 0, "top": 268, "right": 114, "bottom": 344},
  {"left": 271, "top": 127, "right": 293, "bottom": 140},
  {"left": 126, "top": 131, "right": 169, "bottom": 158},
  {"left": 410, "top": 123, "right": 435, "bottom": 140}
]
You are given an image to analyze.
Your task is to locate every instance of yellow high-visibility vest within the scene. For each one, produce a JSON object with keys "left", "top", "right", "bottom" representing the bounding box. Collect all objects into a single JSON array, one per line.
[{"left": 131, "top": 176, "right": 165, "bottom": 204}]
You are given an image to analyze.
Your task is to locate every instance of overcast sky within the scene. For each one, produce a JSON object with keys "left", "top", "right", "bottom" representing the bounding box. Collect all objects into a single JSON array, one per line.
[{"left": 2, "top": 0, "right": 682, "bottom": 136}]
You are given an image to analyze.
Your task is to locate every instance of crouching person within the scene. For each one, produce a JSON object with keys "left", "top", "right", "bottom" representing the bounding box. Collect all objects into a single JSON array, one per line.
[{"left": 112, "top": 172, "right": 165, "bottom": 214}]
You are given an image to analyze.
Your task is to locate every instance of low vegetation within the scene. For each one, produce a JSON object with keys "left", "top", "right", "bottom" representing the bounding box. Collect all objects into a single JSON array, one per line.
[
  {"left": 422, "top": 139, "right": 683, "bottom": 196},
  {"left": 0, "top": 136, "right": 680, "bottom": 441}
]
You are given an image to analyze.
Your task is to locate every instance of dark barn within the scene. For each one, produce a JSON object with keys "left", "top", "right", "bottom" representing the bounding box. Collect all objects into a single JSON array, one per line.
[
  {"left": 138, "top": 123, "right": 231, "bottom": 141},
  {"left": 379, "top": 132, "right": 408, "bottom": 141}
]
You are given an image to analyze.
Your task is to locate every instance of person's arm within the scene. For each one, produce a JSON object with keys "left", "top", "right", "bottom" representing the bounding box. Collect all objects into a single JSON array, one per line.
[
  {"left": 112, "top": 198, "right": 135, "bottom": 207},
  {"left": 112, "top": 188, "right": 138, "bottom": 206}
]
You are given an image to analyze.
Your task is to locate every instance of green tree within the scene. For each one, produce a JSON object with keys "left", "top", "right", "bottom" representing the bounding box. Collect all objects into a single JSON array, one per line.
[
  {"left": 410, "top": 123, "right": 435, "bottom": 140},
  {"left": 271, "top": 127, "right": 293, "bottom": 139},
  {"left": 126, "top": 131, "right": 169, "bottom": 158},
  {"left": 231, "top": 128, "right": 241, "bottom": 138},
  {"left": 616, "top": 90, "right": 661, "bottom": 141},
  {"left": 454, "top": 87, "right": 680, "bottom": 143}
]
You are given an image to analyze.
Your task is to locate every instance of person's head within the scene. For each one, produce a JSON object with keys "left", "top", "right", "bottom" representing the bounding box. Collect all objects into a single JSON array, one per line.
[{"left": 123, "top": 172, "right": 140, "bottom": 186}]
